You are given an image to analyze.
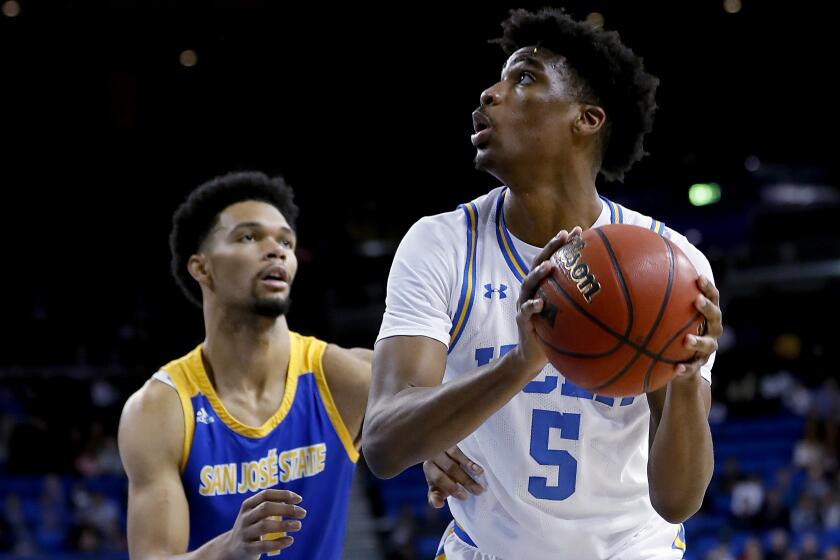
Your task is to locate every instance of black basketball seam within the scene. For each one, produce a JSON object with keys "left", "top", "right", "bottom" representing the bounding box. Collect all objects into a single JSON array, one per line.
[
  {"left": 594, "top": 228, "right": 636, "bottom": 340},
  {"left": 545, "top": 236, "right": 674, "bottom": 364},
  {"left": 539, "top": 228, "right": 635, "bottom": 358},
  {"left": 591, "top": 235, "right": 676, "bottom": 393},
  {"left": 535, "top": 328, "right": 624, "bottom": 359},
  {"left": 641, "top": 311, "right": 704, "bottom": 392},
  {"left": 546, "top": 275, "right": 668, "bottom": 362}
]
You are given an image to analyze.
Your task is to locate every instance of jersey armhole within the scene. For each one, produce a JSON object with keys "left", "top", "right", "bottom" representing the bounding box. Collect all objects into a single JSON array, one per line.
[
  {"left": 152, "top": 369, "right": 195, "bottom": 473},
  {"left": 310, "top": 344, "right": 360, "bottom": 463}
]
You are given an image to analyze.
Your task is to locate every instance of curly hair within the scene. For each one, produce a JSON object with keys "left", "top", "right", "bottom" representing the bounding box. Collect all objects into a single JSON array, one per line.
[
  {"left": 169, "top": 171, "right": 299, "bottom": 307},
  {"left": 493, "top": 7, "right": 659, "bottom": 182}
]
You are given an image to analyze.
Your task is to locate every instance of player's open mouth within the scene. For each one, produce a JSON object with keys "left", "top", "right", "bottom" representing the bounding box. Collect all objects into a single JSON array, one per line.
[
  {"left": 259, "top": 265, "right": 290, "bottom": 289},
  {"left": 472, "top": 111, "right": 492, "bottom": 148}
]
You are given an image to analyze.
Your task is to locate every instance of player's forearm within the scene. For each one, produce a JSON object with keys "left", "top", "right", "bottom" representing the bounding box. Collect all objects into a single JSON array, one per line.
[
  {"left": 647, "top": 375, "right": 714, "bottom": 523},
  {"left": 364, "top": 351, "right": 534, "bottom": 478}
]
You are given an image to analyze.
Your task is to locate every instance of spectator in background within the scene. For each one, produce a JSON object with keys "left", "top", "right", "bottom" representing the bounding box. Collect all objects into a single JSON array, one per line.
[
  {"left": 4, "top": 494, "right": 36, "bottom": 556},
  {"left": 760, "top": 489, "right": 791, "bottom": 529},
  {"left": 39, "top": 474, "right": 67, "bottom": 518},
  {"left": 812, "top": 378, "right": 839, "bottom": 456},
  {"left": 732, "top": 474, "right": 765, "bottom": 528},
  {"left": 706, "top": 543, "right": 736, "bottom": 560},
  {"left": 739, "top": 537, "right": 764, "bottom": 560},
  {"left": 791, "top": 495, "right": 821, "bottom": 533},
  {"left": 720, "top": 458, "right": 744, "bottom": 494},
  {"left": 765, "top": 528, "right": 791, "bottom": 560},
  {"left": 823, "top": 546, "right": 840, "bottom": 560},
  {"left": 804, "top": 464, "right": 831, "bottom": 500},
  {"left": 798, "top": 533, "right": 820, "bottom": 560},
  {"left": 34, "top": 508, "right": 66, "bottom": 552},
  {"left": 794, "top": 433, "right": 824, "bottom": 471},
  {"left": 776, "top": 468, "right": 799, "bottom": 509},
  {"left": 77, "top": 491, "right": 120, "bottom": 538},
  {"left": 823, "top": 491, "right": 840, "bottom": 529},
  {"left": 386, "top": 504, "right": 416, "bottom": 560}
]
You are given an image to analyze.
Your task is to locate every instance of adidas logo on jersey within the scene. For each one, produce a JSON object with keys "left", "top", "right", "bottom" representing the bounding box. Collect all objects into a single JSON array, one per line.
[{"left": 196, "top": 407, "right": 215, "bottom": 424}]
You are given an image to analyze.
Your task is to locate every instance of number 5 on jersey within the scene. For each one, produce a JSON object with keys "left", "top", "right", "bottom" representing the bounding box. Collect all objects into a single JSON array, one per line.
[{"left": 528, "top": 410, "right": 580, "bottom": 501}]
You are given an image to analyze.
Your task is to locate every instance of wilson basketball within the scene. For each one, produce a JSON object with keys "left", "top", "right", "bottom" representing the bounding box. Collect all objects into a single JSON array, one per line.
[{"left": 534, "top": 224, "right": 704, "bottom": 397}]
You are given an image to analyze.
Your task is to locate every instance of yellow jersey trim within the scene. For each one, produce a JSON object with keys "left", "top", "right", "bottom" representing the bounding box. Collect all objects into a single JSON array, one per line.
[
  {"left": 448, "top": 202, "right": 479, "bottom": 348},
  {"left": 158, "top": 349, "right": 200, "bottom": 473},
  {"left": 308, "top": 337, "right": 360, "bottom": 463},
  {"left": 190, "top": 339, "right": 300, "bottom": 439}
]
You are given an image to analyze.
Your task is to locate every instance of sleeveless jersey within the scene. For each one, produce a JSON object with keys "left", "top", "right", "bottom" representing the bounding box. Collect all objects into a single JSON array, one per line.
[
  {"left": 378, "top": 186, "right": 715, "bottom": 559},
  {"left": 153, "top": 331, "right": 358, "bottom": 559}
]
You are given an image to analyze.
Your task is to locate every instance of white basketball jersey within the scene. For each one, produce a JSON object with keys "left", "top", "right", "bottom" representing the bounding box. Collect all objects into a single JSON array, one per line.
[{"left": 378, "top": 186, "right": 714, "bottom": 560}]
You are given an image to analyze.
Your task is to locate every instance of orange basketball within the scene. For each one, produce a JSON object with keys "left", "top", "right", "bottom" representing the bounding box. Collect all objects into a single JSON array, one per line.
[{"left": 534, "top": 224, "right": 704, "bottom": 397}]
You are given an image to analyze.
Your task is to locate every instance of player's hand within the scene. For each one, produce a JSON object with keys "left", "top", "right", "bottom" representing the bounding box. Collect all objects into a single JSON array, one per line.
[
  {"left": 222, "top": 489, "right": 307, "bottom": 559},
  {"left": 511, "top": 227, "right": 582, "bottom": 376},
  {"left": 423, "top": 446, "right": 485, "bottom": 509},
  {"left": 675, "top": 275, "right": 722, "bottom": 380}
]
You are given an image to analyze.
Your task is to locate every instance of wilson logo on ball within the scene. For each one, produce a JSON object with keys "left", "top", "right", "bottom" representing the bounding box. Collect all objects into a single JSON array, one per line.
[{"left": 557, "top": 236, "right": 602, "bottom": 302}]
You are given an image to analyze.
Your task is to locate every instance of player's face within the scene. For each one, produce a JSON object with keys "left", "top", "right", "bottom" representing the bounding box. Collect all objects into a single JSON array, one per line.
[
  {"left": 202, "top": 201, "right": 298, "bottom": 317},
  {"left": 472, "top": 46, "right": 583, "bottom": 177}
]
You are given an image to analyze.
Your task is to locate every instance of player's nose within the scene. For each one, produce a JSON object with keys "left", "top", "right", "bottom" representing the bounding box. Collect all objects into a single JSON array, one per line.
[{"left": 480, "top": 83, "right": 502, "bottom": 107}]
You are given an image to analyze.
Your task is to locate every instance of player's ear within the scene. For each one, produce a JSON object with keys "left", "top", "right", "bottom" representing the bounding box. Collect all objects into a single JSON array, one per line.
[
  {"left": 188, "top": 253, "right": 213, "bottom": 289},
  {"left": 573, "top": 104, "right": 606, "bottom": 137}
]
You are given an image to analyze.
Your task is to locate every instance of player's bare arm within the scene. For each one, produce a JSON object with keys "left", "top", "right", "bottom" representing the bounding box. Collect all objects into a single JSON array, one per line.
[
  {"left": 364, "top": 229, "right": 579, "bottom": 478},
  {"left": 119, "top": 380, "right": 306, "bottom": 560},
  {"left": 322, "top": 344, "right": 373, "bottom": 448},
  {"left": 348, "top": 347, "right": 373, "bottom": 363},
  {"left": 647, "top": 275, "right": 721, "bottom": 523}
]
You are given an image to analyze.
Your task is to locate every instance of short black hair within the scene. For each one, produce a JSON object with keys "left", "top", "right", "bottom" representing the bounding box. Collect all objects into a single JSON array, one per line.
[
  {"left": 494, "top": 7, "right": 659, "bottom": 182},
  {"left": 169, "top": 171, "right": 299, "bottom": 307}
]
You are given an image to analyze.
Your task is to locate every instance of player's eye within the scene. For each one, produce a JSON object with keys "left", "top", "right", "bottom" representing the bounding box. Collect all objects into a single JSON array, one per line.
[
  {"left": 518, "top": 71, "right": 535, "bottom": 85},
  {"left": 240, "top": 233, "right": 255, "bottom": 242}
]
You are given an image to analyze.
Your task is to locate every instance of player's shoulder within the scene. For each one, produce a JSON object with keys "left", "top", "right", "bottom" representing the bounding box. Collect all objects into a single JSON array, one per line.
[
  {"left": 122, "top": 374, "right": 182, "bottom": 423},
  {"left": 402, "top": 187, "right": 501, "bottom": 244},
  {"left": 322, "top": 344, "right": 371, "bottom": 380},
  {"left": 119, "top": 375, "right": 185, "bottom": 473}
]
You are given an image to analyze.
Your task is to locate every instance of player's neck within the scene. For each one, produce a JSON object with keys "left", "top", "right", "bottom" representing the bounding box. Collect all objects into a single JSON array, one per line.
[
  {"left": 201, "top": 308, "right": 291, "bottom": 396},
  {"left": 502, "top": 161, "right": 602, "bottom": 247}
]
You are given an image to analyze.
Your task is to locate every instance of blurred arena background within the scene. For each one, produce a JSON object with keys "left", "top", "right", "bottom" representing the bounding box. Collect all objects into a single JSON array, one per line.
[{"left": 1, "top": 1, "right": 839, "bottom": 558}]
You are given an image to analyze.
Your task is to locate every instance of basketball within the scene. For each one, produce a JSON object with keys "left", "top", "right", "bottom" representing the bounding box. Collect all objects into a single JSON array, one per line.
[{"left": 535, "top": 224, "right": 705, "bottom": 397}]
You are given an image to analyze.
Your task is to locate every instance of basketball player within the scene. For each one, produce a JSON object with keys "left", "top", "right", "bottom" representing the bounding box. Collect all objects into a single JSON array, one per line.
[
  {"left": 118, "top": 171, "right": 371, "bottom": 559},
  {"left": 365, "top": 8, "right": 723, "bottom": 559}
]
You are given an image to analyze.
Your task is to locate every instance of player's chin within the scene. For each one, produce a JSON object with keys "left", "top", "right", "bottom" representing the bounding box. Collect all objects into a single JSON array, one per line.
[
  {"left": 473, "top": 146, "right": 494, "bottom": 171},
  {"left": 252, "top": 295, "right": 291, "bottom": 318}
]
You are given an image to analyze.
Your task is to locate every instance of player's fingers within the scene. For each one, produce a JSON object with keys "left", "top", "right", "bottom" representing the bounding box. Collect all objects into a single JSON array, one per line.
[
  {"left": 428, "top": 488, "right": 447, "bottom": 509},
  {"left": 675, "top": 356, "right": 706, "bottom": 376},
  {"left": 240, "top": 489, "right": 302, "bottom": 513},
  {"left": 245, "top": 535, "right": 295, "bottom": 555},
  {"left": 423, "top": 460, "right": 466, "bottom": 501},
  {"left": 243, "top": 501, "right": 307, "bottom": 526},
  {"left": 531, "top": 226, "right": 582, "bottom": 269},
  {"left": 518, "top": 297, "right": 545, "bottom": 321},
  {"left": 446, "top": 446, "right": 484, "bottom": 476},
  {"left": 684, "top": 333, "right": 718, "bottom": 357},
  {"left": 694, "top": 294, "right": 723, "bottom": 338},
  {"left": 697, "top": 276, "right": 720, "bottom": 306},
  {"left": 519, "top": 263, "right": 554, "bottom": 308},
  {"left": 242, "top": 517, "right": 303, "bottom": 542},
  {"left": 439, "top": 451, "right": 484, "bottom": 496}
]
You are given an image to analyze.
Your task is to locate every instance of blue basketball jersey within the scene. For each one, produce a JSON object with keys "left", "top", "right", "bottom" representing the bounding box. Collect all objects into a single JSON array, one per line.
[{"left": 156, "top": 331, "right": 357, "bottom": 559}]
